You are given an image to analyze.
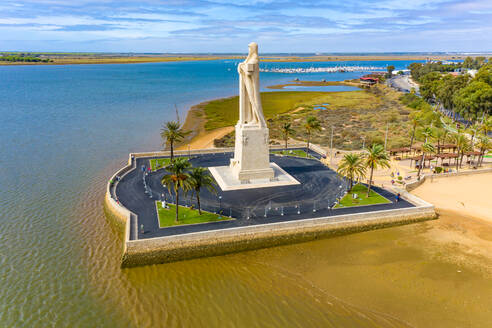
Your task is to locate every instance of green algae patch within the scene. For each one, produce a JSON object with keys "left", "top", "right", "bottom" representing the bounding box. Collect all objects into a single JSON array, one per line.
[{"left": 156, "top": 201, "right": 231, "bottom": 228}]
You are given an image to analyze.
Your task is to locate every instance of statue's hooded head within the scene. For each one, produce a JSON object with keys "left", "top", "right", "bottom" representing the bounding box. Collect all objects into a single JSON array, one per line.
[{"left": 248, "top": 42, "right": 258, "bottom": 55}]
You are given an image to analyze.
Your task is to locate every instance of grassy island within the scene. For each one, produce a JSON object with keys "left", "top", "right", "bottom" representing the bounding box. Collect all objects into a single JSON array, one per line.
[
  {"left": 156, "top": 201, "right": 230, "bottom": 227},
  {"left": 335, "top": 184, "right": 391, "bottom": 208}
]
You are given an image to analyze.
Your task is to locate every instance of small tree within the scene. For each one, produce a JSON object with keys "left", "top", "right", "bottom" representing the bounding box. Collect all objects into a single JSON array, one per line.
[
  {"left": 160, "top": 121, "right": 187, "bottom": 162},
  {"left": 281, "top": 122, "right": 295, "bottom": 150},
  {"left": 337, "top": 153, "right": 366, "bottom": 190},
  {"left": 189, "top": 167, "right": 217, "bottom": 215},
  {"left": 364, "top": 144, "right": 390, "bottom": 197},
  {"left": 387, "top": 65, "right": 395, "bottom": 78},
  {"left": 304, "top": 116, "right": 321, "bottom": 153},
  {"left": 161, "top": 158, "right": 192, "bottom": 222}
]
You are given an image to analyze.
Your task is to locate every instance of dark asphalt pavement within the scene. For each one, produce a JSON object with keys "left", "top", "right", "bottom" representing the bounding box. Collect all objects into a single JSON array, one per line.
[{"left": 115, "top": 150, "right": 414, "bottom": 240}]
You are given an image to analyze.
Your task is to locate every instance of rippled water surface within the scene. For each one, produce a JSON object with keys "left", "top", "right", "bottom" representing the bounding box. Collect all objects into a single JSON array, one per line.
[{"left": 2, "top": 59, "right": 490, "bottom": 327}]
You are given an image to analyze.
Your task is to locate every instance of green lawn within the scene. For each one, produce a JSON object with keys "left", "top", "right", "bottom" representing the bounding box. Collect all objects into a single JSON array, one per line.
[
  {"left": 335, "top": 184, "right": 391, "bottom": 208},
  {"left": 272, "top": 149, "right": 312, "bottom": 158},
  {"left": 149, "top": 157, "right": 189, "bottom": 171},
  {"left": 156, "top": 201, "right": 230, "bottom": 227}
]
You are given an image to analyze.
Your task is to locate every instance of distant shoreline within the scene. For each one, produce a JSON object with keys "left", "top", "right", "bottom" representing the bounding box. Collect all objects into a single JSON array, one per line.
[{"left": 1, "top": 53, "right": 487, "bottom": 66}]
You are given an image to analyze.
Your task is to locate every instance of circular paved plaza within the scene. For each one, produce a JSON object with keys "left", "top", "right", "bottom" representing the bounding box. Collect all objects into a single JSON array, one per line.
[{"left": 115, "top": 151, "right": 413, "bottom": 239}]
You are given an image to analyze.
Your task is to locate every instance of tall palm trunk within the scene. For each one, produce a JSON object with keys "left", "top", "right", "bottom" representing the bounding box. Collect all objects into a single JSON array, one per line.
[
  {"left": 410, "top": 124, "right": 416, "bottom": 149},
  {"left": 285, "top": 137, "right": 288, "bottom": 150},
  {"left": 417, "top": 151, "right": 426, "bottom": 179},
  {"left": 306, "top": 132, "right": 310, "bottom": 152},
  {"left": 196, "top": 191, "right": 202, "bottom": 215},
  {"left": 174, "top": 188, "right": 179, "bottom": 222},
  {"left": 456, "top": 146, "right": 460, "bottom": 171},
  {"left": 170, "top": 141, "right": 174, "bottom": 162},
  {"left": 367, "top": 164, "right": 374, "bottom": 197}
]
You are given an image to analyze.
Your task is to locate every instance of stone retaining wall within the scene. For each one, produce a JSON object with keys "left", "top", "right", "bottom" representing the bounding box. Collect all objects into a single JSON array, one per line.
[{"left": 121, "top": 205, "right": 435, "bottom": 267}]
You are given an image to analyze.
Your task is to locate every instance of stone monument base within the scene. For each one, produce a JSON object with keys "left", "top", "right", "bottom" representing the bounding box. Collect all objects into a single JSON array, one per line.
[
  {"left": 209, "top": 163, "right": 300, "bottom": 191},
  {"left": 230, "top": 123, "right": 274, "bottom": 181}
]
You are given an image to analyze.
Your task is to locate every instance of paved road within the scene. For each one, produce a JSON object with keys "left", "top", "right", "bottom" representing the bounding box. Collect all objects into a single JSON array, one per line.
[
  {"left": 115, "top": 151, "right": 414, "bottom": 240},
  {"left": 388, "top": 75, "right": 420, "bottom": 94}
]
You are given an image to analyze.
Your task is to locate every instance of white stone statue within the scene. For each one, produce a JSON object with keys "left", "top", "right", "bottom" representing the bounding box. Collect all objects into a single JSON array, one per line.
[
  {"left": 229, "top": 42, "right": 274, "bottom": 181},
  {"left": 238, "top": 42, "right": 267, "bottom": 127}
]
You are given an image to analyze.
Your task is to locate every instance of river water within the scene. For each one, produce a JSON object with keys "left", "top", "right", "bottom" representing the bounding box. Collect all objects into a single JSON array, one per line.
[{"left": 1, "top": 59, "right": 490, "bottom": 327}]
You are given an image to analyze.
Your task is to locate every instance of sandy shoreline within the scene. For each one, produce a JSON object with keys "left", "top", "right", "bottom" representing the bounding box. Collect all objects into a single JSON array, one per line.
[{"left": 176, "top": 98, "right": 235, "bottom": 151}]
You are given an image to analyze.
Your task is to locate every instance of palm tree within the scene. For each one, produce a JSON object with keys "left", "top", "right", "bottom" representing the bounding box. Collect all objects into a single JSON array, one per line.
[
  {"left": 337, "top": 153, "right": 366, "bottom": 190},
  {"left": 467, "top": 123, "right": 480, "bottom": 148},
  {"left": 476, "top": 136, "right": 491, "bottom": 167},
  {"left": 305, "top": 116, "right": 321, "bottom": 153},
  {"left": 363, "top": 144, "right": 390, "bottom": 197},
  {"left": 433, "top": 127, "right": 449, "bottom": 154},
  {"left": 160, "top": 121, "right": 187, "bottom": 162},
  {"left": 450, "top": 132, "right": 469, "bottom": 171},
  {"left": 479, "top": 116, "right": 491, "bottom": 136},
  {"left": 417, "top": 127, "right": 434, "bottom": 179},
  {"left": 418, "top": 142, "right": 436, "bottom": 177},
  {"left": 409, "top": 112, "right": 423, "bottom": 150},
  {"left": 281, "top": 122, "right": 295, "bottom": 150},
  {"left": 189, "top": 167, "right": 217, "bottom": 215},
  {"left": 161, "top": 158, "right": 192, "bottom": 222}
]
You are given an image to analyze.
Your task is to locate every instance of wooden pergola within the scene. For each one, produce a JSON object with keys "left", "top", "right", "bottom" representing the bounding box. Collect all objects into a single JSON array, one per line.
[
  {"left": 410, "top": 145, "right": 422, "bottom": 155},
  {"left": 410, "top": 154, "right": 435, "bottom": 168},
  {"left": 465, "top": 151, "right": 482, "bottom": 166},
  {"left": 436, "top": 143, "right": 457, "bottom": 153},
  {"left": 389, "top": 147, "right": 411, "bottom": 158},
  {"left": 435, "top": 153, "right": 459, "bottom": 166}
]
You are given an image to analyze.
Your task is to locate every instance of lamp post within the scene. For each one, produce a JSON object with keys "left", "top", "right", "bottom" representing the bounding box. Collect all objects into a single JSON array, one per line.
[{"left": 218, "top": 195, "right": 222, "bottom": 213}]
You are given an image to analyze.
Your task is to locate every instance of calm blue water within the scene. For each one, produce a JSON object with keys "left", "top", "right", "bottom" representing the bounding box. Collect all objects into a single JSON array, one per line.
[{"left": 0, "top": 59, "right": 420, "bottom": 327}]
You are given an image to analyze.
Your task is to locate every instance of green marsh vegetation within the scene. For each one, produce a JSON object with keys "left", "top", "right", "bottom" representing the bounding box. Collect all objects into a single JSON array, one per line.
[{"left": 212, "top": 87, "right": 415, "bottom": 150}]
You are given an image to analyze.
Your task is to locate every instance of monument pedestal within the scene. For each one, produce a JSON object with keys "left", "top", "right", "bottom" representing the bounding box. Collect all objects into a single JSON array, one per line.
[{"left": 230, "top": 123, "right": 274, "bottom": 181}]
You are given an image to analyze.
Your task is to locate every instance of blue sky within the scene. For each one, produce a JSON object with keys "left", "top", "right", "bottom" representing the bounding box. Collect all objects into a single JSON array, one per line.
[{"left": 0, "top": 0, "right": 491, "bottom": 53}]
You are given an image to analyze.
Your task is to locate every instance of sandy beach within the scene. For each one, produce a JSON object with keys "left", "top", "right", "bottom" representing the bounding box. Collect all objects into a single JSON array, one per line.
[
  {"left": 411, "top": 173, "right": 492, "bottom": 270},
  {"left": 412, "top": 173, "right": 492, "bottom": 223}
]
